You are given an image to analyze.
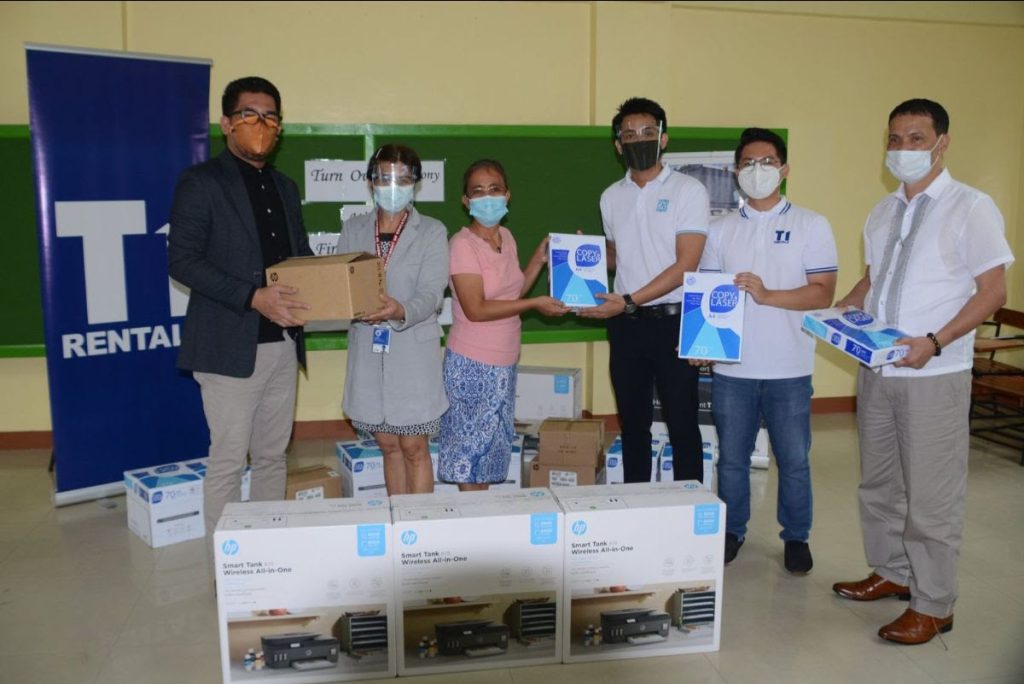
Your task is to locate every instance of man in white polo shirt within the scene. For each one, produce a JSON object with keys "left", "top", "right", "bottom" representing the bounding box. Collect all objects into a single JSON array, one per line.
[
  {"left": 580, "top": 97, "right": 709, "bottom": 484},
  {"left": 833, "top": 99, "right": 1013, "bottom": 645},
  {"left": 699, "top": 128, "right": 837, "bottom": 574}
]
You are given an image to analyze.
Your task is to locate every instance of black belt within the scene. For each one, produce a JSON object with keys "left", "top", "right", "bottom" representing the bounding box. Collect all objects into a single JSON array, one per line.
[{"left": 625, "top": 303, "right": 681, "bottom": 319}]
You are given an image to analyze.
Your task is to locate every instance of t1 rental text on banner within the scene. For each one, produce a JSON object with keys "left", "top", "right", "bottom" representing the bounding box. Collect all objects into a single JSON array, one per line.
[{"left": 26, "top": 45, "right": 212, "bottom": 505}]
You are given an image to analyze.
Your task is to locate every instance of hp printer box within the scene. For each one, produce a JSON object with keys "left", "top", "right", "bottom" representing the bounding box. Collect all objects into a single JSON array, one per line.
[
  {"left": 214, "top": 498, "right": 395, "bottom": 683},
  {"left": 390, "top": 489, "right": 564, "bottom": 675},
  {"left": 548, "top": 233, "right": 608, "bottom": 308},
  {"left": 679, "top": 272, "right": 744, "bottom": 362},
  {"left": 515, "top": 366, "right": 582, "bottom": 422},
  {"left": 802, "top": 307, "right": 910, "bottom": 367},
  {"left": 553, "top": 482, "right": 724, "bottom": 663},
  {"left": 124, "top": 459, "right": 251, "bottom": 548}
]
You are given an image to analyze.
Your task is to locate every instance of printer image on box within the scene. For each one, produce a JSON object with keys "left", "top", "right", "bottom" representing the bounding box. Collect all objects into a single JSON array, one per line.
[
  {"left": 434, "top": 619, "right": 511, "bottom": 657},
  {"left": 600, "top": 608, "right": 671, "bottom": 645},
  {"left": 261, "top": 632, "right": 340, "bottom": 670}
]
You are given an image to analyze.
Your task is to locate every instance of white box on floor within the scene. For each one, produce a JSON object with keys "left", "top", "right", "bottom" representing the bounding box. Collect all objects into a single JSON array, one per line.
[
  {"left": 515, "top": 366, "right": 582, "bottom": 422},
  {"left": 124, "top": 460, "right": 205, "bottom": 548},
  {"left": 751, "top": 427, "right": 770, "bottom": 469},
  {"left": 214, "top": 498, "right": 395, "bottom": 683},
  {"left": 552, "top": 482, "right": 724, "bottom": 663},
  {"left": 390, "top": 489, "right": 564, "bottom": 675},
  {"left": 548, "top": 233, "right": 608, "bottom": 308},
  {"left": 124, "top": 459, "right": 252, "bottom": 548},
  {"left": 679, "top": 272, "right": 744, "bottom": 362},
  {"left": 337, "top": 439, "right": 388, "bottom": 498}
]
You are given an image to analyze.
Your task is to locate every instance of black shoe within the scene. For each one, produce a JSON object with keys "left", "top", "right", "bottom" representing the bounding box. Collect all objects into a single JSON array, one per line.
[
  {"left": 784, "top": 541, "right": 813, "bottom": 575},
  {"left": 724, "top": 533, "right": 744, "bottom": 565}
]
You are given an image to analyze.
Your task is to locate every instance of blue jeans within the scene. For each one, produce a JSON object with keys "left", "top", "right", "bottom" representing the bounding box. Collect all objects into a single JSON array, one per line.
[{"left": 712, "top": 373, "right": 813, "bottom": 542}]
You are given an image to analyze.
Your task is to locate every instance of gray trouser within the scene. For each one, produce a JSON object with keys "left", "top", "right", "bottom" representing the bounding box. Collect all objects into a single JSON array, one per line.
[
  {"left": 195, "top": 338, "right": 298, "bottom": 533},
  {"left": 856, "top": 367, "right": 970, "bottom": 618}
]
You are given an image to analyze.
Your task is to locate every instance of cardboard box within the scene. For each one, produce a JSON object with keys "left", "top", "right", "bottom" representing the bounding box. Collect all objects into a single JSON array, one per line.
[
  {"left": 390, "top": 489, "right": 564, "bottom": 675},
  {"left": 548, "top": 233, "right": 608, "bottom": 308},
  {"left": 538, "top": 419, "right": 605, "bottom": 467},
  {"left": 286, "top": 465, "right": 342, "bottom": 500},
  {"left": 214, "top": 498, "right": 395, "bottom": 683},
  {"left": 124, "top": 458, "right": 251, "bottom": 548},
  {"left": 553, "top": 482, "right": 724, "bottom": 663},
  {"left": 265, "top": 252, "right": 384, "bottom": 323},
  {"left": 678, "top": 272, "right": 744, "bottom": 362},
  {"left": 802, "top": 307, "right": 909, "bottom": 367},
  {"left": 529, "top": 461, "right": 601, "bottom": 488},
  {"left": 515, "top": 366, "right": 582, "bottom": 422}
]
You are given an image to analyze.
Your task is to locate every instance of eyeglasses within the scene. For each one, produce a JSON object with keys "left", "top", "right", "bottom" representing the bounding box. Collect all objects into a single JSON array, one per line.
[
  {"left": 371, "top": 173, "right": 417, "bottom": 187},
  {"left": 617, "top": 126, "right": 660, "bottom": 143},
  {"left": 466, "top": 183, "right": 507, "bottom": 199},
  {"left": 738, "top": 155, "right": 782, "bottom": 170},
  {"left": 230, "top": 108, "right": 281, "bottom": 128}
]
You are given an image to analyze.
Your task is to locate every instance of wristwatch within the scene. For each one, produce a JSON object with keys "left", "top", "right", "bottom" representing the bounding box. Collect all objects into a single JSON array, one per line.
[{"left": 622, "top": 293, "right": 638, "bottom": 315}]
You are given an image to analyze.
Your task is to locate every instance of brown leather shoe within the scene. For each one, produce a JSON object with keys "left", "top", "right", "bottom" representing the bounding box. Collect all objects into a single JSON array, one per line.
[
  {"left": 832, "top": 573, "right": 911, "bottom": 601},
  {"left": 878, "top": 608, "right": 953, "bottom": 644}
]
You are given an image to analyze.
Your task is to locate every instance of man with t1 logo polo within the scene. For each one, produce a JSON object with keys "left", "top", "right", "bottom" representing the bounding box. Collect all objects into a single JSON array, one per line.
[
  {"left": 697, "top": 128, "right": 837, "bottom": 574},
  {"left": 580, "top": 97, "right": 709, "bottom": 484}
]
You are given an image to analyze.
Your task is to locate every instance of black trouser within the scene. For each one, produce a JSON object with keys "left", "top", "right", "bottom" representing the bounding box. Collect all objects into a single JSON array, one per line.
[{"left": 607, "top": 312, "right": 702, "bottom": 483}]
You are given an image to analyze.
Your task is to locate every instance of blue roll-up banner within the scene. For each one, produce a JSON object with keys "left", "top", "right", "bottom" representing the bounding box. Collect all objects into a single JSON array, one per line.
[{"left": 26, "top": 45, "right": 212, "bottom": 505}]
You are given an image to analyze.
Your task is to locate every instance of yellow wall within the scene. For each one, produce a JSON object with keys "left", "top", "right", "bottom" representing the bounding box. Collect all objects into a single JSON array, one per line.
[{"left": 2, "top": 1, "right": 1022, "bottom": 432}]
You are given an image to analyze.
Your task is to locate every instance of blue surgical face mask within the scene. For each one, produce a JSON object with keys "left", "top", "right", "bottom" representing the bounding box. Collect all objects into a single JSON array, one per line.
[
  {"left": 373, "top": 184, "right": 415, "bottom": 214},
  {"left": 468, "top": 196, "right": 509, "bottom": 228}
]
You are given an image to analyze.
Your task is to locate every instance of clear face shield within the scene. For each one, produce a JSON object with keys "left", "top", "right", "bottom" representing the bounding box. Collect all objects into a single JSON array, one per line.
[
  {"left": 617, "top": 121, "right": 662, "bottom": 171},
  {"left": 370, "top": 161, "right": 418, "bottom": 214}
]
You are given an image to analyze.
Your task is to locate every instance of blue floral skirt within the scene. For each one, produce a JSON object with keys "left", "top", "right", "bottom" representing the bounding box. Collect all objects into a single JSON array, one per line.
[{"left": 438, "top": 350, "right": 516, "bottom": 484}]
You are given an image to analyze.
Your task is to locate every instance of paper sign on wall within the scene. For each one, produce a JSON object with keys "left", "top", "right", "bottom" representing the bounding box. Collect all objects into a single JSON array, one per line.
[{"left": 305, "top": 159, "right": 445, "bottom": 203}]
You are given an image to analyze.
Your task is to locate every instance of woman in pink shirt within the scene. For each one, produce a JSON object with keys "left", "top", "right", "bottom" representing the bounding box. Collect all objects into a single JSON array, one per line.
[{"left": 438, "top": 160, "right": 567, "bottom": 490}]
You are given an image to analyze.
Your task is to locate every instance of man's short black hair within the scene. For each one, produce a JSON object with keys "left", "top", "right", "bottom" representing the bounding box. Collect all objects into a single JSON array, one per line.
[
  {"left": 612, "top": 97, "right": 667, "bottom": 138},
  {"left": 734, "top": 128, "right": 788, "bottom": 166},
  {"left": 222, "top": 77, "right": 281, "bottom": 117},
  {"left": 368, "top": 144, "right": 422, "bottom": 182},
  {"left": 888, "top": 98, "right": 949, "bottom": 135},
  {"left": 462, "top": 159, "right": 508, "bottom": 195}
]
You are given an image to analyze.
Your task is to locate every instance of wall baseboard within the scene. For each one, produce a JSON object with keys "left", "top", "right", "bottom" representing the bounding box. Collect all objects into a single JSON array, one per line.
[{"left": 0, "top": 397, "right": 858, "bottom": 450}]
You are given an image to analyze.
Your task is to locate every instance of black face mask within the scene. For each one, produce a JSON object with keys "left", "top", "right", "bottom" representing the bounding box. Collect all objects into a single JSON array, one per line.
[{"left": 621, "top": 140, "right": 660, "bottom": 170}]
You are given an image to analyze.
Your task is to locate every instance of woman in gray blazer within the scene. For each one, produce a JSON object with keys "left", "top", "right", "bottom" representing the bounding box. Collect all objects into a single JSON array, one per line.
[{"left": 336, "top": 145, "right": 449, "bottom": 495}]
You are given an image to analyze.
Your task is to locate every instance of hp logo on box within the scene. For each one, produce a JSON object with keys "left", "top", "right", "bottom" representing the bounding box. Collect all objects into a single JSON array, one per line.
[
  {"left": 401, "top": 530, "right": 418, "bottom": 545},
  {"left": 221, "top": 540, "right": 239, "bottom": 556},
  {"left": 571, "top": 520, "right": 588, "bottom": 536}
]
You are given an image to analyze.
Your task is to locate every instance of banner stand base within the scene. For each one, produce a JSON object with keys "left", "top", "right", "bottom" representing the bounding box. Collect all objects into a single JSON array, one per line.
[{"left": 53, "top": 481, "right": 125, "bottom": 508}]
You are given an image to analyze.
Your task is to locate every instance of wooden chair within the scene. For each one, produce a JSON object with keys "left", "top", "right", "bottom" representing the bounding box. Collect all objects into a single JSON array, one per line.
[{"left": 970, "top": 307, "right": 1024, "bottom": 465}]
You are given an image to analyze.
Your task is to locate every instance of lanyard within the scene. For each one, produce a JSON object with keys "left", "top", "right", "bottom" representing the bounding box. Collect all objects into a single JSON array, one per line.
[{"left": 374, "top": 209, "right": 410, "bottom": 271}]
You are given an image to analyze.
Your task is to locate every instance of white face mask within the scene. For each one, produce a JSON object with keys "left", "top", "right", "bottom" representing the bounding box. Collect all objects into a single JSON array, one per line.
[
  {"left": 737, "top": 164, "right": 782, "bottom": 200},
  {"left": 885, "top": 135, "right": 943, "bottom": 184}
]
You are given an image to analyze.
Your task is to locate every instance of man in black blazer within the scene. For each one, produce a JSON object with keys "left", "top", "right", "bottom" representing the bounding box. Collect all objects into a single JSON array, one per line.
[{"left": 169, "top": 76, "right": 312, "bottom": 533}]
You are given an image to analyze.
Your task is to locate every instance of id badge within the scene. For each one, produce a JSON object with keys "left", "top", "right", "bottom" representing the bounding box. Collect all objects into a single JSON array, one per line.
[{"left": 371, "top": 326, "right": 391, "bottom": 354}]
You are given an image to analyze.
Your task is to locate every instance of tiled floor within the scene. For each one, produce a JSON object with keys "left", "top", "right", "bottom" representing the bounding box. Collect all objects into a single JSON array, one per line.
[{"left": 1, "top": 413, "right": 1022, "bottom": 684}]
